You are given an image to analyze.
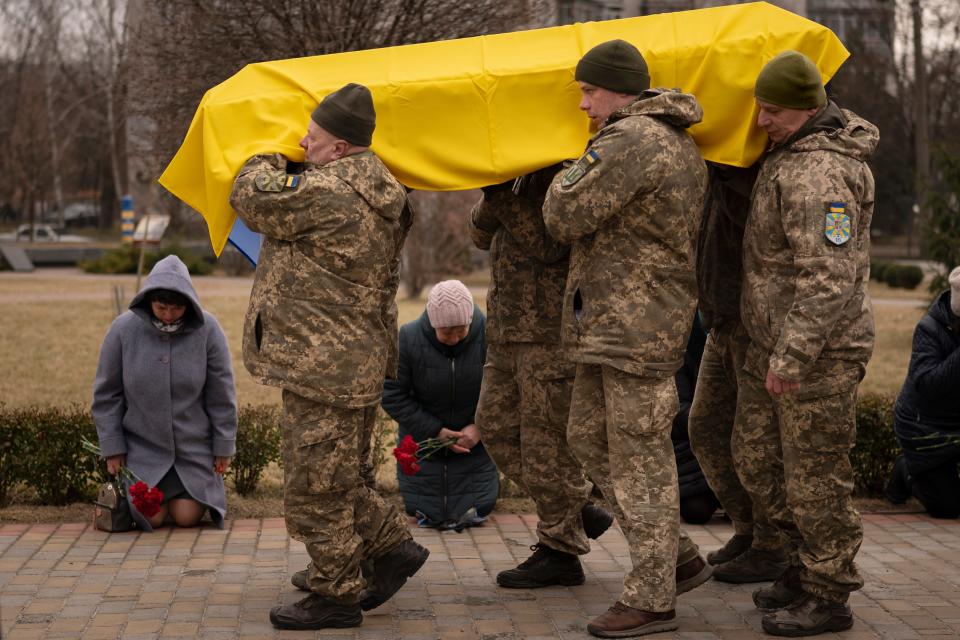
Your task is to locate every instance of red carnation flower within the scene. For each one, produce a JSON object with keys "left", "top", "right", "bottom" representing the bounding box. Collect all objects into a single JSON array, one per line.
[{"left": 129, "top": 481, "right": 165, "bottom": 518}]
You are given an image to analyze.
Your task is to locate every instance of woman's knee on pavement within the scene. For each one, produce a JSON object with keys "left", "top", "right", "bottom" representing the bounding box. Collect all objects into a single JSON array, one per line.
[{"left": 169, "top": 499, "right": 206, "bottom": 527}]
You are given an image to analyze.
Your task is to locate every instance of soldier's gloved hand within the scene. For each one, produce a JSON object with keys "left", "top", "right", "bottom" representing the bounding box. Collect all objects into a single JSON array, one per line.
[{"left": 515, "top": 162, "right": 565, "bottom": 201}]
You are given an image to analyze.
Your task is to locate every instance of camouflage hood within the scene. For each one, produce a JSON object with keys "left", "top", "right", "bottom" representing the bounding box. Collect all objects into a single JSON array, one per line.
[
  {"left": 608, "top": 88, "right": 704, "bottom": 129},
  {"left": 314, "top": 151, "right": 405, "bottom": 222},
  {"left": 787, "top": 104, "right": 879, "bottom": 163}
]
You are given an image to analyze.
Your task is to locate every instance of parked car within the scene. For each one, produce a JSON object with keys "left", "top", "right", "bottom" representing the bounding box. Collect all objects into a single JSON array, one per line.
[{"left": 0, "top": 224, "right": 93, "bottom": 243}]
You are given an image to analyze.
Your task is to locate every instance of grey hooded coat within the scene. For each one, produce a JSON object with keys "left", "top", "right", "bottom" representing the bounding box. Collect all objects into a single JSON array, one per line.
[{"left": 92, "top": 255, "right": 238, "bottom": 530}]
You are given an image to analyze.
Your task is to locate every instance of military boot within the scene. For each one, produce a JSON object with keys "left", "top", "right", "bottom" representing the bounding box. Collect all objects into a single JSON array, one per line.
[
  {"left": 675, "top": 554, "right": 713, "bottom": 595},
  {"left": 706, "top": 534, "right": 753, "bottom": 566},
  {"left": 761, "top": 593, "right": 854, "bottom": 637},
  {"left": 753, "top": 565, "right": 804, "bottom": 612},
  {"left": 713, "top": 546, "right": 789, "bottom": 583},
  {"left": 269, "top": 593, "right": 362, "bottom": 630},
  {"left": 587, "top": 602, "right": 678, "bottom": 638},
  {"left": 497, "top": 543, "right": 585, "bottom": 588},
  {"left": 359, "top": 539, "right": 430, "bottom": 610},
  {"left": 582, "top": 503, "right": 615, "bottom": 539}
]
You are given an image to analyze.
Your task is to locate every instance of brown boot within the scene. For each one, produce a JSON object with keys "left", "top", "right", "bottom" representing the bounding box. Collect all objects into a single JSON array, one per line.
[
  {"left": 707, "top": 534, "right": 753, "bottom": 565},
  {"left": 753, "top": 565, "right": 804, "bottom": 612},
  {"left": 675, "top": 554, "right": 713, "bottom": 595},
  {"left": 269, "top": 593, "right": 362, "bottom": 630},
  {"left": 713, "top": 546, "right": 789, "bottom": 583},
  {"left": 587, "top": 602, "right": 677, "bottom": 638},
  {"left": 761, "top": 593, "right": 854, "bottom": 636}
]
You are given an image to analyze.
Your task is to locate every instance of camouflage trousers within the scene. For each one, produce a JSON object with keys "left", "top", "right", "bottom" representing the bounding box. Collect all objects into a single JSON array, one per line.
[
  {"left": 281, "top": 390, "right": 411, "bottom": 603},
  {"left": 568, "top": 364, "right": 699, "bottom": 612},
  {"left": 688, "top": 321, "right": 781, "bottom": 549},
  {"left": 731, "top": 359, "right": 865, "bottom": 603},
  {"left": 476, "top": 342, "right": 592, "bottom": 556}
]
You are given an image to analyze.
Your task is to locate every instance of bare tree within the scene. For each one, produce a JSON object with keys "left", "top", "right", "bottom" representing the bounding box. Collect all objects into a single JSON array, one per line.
[{"left": 404, "top": 190, "right": 479, "bottom": 298}]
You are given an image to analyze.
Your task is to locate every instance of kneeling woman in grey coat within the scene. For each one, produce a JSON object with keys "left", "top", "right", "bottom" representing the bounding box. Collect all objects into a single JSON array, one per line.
[{"left": 92, "top": 255, "right": 238, "bottom": 530}]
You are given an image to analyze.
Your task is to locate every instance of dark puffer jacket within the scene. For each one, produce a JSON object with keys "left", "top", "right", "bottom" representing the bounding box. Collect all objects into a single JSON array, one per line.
[
  {"left": 381, "top": 308, "right": 499, "bottom": 526},
  {"left": 671, "top": 314, "right": 713, "bottom": 499},
  {"left": 894, "top": 290, "right": 960, "bottom": 474}
]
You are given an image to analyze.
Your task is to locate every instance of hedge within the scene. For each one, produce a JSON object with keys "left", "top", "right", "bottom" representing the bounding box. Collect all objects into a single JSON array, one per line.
[
  {"left": 80, "top": 244, "right": 213, "bottom": 276},
  {"left": 0, "top": 395, "right": 903, "bottom": 507},
  {"left": 0, "top": 405, "right": 284, "bottom": 507},
  {"left": 870, "top": 260, "right": 924, "bottom": 290}
]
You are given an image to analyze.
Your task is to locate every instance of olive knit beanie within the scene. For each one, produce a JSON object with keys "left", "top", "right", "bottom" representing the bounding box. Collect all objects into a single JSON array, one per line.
[
  {"left": 426, "top": 280, "right": 474, "bottom": 329},
  {"left": 754, "top": 50, "right": 827, "bottom": 109},
  {"left": 575, "top": 39, "right": 650, "bottom": 95},
  {"left": 310, "top": 83, "right": 376, "bottom": 147}
]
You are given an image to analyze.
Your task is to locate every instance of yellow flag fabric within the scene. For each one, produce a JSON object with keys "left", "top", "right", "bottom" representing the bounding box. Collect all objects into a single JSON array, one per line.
[{"left": 158, "top": 1, "right": 848, "bottom": 256}]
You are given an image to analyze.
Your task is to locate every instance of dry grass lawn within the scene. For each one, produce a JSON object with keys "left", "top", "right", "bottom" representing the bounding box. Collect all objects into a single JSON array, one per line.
[{"left": 0, "top": 268, "right": 928, "bottom": 522}]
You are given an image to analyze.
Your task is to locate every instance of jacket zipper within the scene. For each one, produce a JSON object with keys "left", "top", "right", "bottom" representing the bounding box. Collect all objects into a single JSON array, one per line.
[{"left": 443, "top": 357, "right": 457, "bottom": 521}]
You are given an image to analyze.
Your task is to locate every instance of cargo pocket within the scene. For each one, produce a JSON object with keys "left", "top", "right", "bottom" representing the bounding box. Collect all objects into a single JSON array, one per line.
[
  {"left": 294, "top": 414, "right": 360, "bottom": 495},
  {"left": 531, "top": 354, "right": 576, "bottom": 434},
  {"left": 785, "top": 366, "right": 862, "bottom": 453}
]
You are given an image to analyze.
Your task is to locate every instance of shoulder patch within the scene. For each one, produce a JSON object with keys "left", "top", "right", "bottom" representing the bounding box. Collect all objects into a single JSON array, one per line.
[
  {"left": 560, "top": 149, "right": 601, "bottom": 187},
  {"left": 824, "top": 202, "right": 851, "bottom": 246},
  {"left": 255, "top": 171, "right": 286, "bottom": 193}
]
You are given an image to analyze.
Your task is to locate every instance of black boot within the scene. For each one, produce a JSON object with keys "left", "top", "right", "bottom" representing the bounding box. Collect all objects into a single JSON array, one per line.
[
  {"left": 359, "top": 539, "right": 430, "bottom": 610},
  {"left": 269, "top": 593, "right": 362, "bottom": 630},
  {"left": 753, "top": 565, "right": 804, "bottom": 612},
  {"left": 582, "top": 503, "right": 614, "bottom": 539},
  {"left": 497, "top": 543, "right": 585, "bottom": 588},
  {"left": 761, "top": 593, "right": 854, "bottom": 637},
  {"left": 713, "top": 546, "right": 789, "bottom": 583},
  {"left": 706, "top": 534, "right": 753, "bottom": 566}
]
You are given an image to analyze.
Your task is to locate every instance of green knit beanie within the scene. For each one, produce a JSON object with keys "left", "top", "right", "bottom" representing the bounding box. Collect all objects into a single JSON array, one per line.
[
  {"left": 754, "top": 50, "right": 826, "bottom": 109},
  {"left": 575, "top": 39, "right": 650, "bottom": 95},
  {"left": 310, "top": 83, "right": 376, "bottom": 147}
]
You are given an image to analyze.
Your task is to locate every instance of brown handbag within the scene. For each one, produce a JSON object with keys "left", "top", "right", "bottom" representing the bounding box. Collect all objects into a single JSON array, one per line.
[{"left": 93, "top": 479, "right": 135, "bottom": 532}]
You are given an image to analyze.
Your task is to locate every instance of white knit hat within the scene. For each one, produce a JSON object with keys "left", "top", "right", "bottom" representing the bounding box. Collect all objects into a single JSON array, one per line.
[
  {"left": 950, "top": 266, "right": 960, "bottom": 316},
  {"left": 426, "top": 280, "right": 474, "bottom": 328}
]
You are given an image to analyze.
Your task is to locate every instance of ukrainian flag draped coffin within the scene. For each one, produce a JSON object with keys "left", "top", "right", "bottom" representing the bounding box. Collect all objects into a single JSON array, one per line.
[{"left": 158, "top": 1, "right": 849, "bottom": 257}]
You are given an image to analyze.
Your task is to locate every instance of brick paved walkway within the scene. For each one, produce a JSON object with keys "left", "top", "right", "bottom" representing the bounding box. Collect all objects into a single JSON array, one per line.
[{"left": 1, "top": 513, "right": 958, "bottom": 639}]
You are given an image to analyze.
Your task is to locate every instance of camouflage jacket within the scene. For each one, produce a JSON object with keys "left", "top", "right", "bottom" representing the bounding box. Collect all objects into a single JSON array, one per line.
[
  {"left": 230, "top": 152, "right": 411, "bottom": 408},
  {"left": 543, "top": 89, "right": 707, "bottom": 377},
  {"left": 469, "top": 175, "right": 569, "bottom": 344},
  {"left": 741, "top": 103, "right": 877, "bottom": 382}
]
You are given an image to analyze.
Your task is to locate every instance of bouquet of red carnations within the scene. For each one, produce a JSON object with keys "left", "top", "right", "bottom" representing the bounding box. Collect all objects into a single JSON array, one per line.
[
  {"left": 392, "top": 434, "right": 457, "bottom": 476},
  {"left": 82, "top": 437, "right": 165, "bottom": 517}
]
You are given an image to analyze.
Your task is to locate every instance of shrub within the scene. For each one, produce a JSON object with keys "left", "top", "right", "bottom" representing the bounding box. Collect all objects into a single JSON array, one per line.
[
  {"left": 890, "top": 265, "right": 924, "bottom": 290},
  {"left": 81, "top": 244, "right": 213, "bottom": 276},
  {"left": 852, "top": 393, "right": 900, "bottom": 496},
  {"left": 869, "top": 260, "right": 889, "bottom": 282},
  {"left": 0, "top": 405, "right": 101, "bottom": 506},
  {"left": 230, "top": 405, "right": 282, "bottom": 495}
]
